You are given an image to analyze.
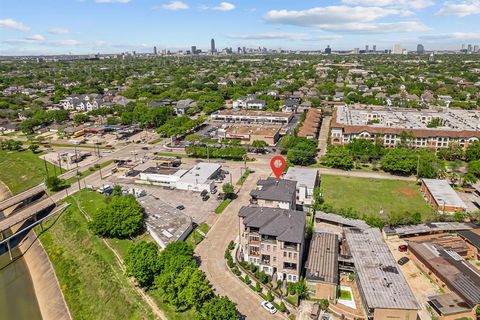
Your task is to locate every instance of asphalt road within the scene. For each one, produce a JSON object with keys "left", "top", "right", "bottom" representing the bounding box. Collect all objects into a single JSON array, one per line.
[{"left": 195, "top": 170, "right": 285, "bottom": 320}]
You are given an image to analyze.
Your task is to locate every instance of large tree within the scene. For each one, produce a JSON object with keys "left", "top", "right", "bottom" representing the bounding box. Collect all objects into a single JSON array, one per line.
[
  {"left": 466, "top": 141, "right": 480, "bottom": 162},
  {"left": 380, "top": 148, "right": 417, "bottom": 175},
  {"left": 124, "top": 241, "right": 160, "bottom": 288},
  {"left": 155, "top": 267, "right": 211, "bottom": 310},
  {"left": 89, "top": 195, "right": 144, "bottom": 238},
  {"left": 197, "top": 296, "right": 239, "bottom": 320}
]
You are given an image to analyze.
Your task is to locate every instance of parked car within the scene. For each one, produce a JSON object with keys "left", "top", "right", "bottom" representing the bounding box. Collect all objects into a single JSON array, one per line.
[
  {"left": 141, "top": 146, "right": 149, "bottom": 150},
  {"left": 320, "top": 313, "right": 331, "bottom": 320},
  {"left": 211, "top": 189, "right": 218, "bottom": 195},
  {"left": 202, "top": 195, "right": 210, "bottom": 201},
  {"left": 398, "top": 257, "right": 409, "bottom": 265},
  {"left": 176, "top": 205, "right": 185, "bottom": 210},
  {"left": 310, "top": 303, "right": 320, "bottom": 319},
  {"left": 261, "top": 301, "right": 277, "bottom": 314},
  {"left": 97, "top": 185, "right": 113, "bottom": 195},
  {"left": 398, "top": 244, "right": 408, "bottom": 252},
  {"left": 200, "top": 190, "right": 208, "bottom": 197}
]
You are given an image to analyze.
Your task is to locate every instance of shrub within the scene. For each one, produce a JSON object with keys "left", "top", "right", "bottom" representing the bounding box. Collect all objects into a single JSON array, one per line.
[
  {"left": 255, "top": 282, "right": 262, "bottom": 293},
  {"left": 278, "top": 302, "right": 286, "bottom": 312},
  {"left": 228, "top": 240, "right": 235, "bottom": 251},
  {"left": 266, "top": 290, "right": 274, "bottom": 302}
]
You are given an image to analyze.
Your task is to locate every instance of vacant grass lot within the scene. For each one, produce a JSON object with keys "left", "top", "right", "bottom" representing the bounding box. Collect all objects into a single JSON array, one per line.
[
  {"left": 321, "top": 175, "right": 434, "bottom": 221},
  {"left": 0, "top": 150, "right": 58, "bottom": 194},
  {"left": 38, "top": 190, "right": 155, "bottom": 320}
]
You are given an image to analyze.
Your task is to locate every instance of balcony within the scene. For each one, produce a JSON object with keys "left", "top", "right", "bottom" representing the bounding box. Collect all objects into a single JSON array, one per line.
[
  {"left": 249, "top": 251, "right": 260, "bottom": 257},
  {"left": 261, "top": 255, "right": 271, "bottom": 265}
]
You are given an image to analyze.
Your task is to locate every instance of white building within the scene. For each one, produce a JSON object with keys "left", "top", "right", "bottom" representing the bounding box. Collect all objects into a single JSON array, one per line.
[
  {"left": 176, "top": 162, "right": 221, "bottom": 192},
  {"left": 284, "top": 167, "right": 319, "bottom": 207},
  {"left": 138, "top": 167, "right": 188, "bottom": 187}
]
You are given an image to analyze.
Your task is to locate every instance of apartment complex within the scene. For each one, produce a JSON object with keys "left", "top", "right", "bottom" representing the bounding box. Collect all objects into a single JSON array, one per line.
[
  {"left": 238, "top": 206, "right": 306, "bottom": 282},
  {"left": 331, "top": 105, "right": 480, "bottom": 149}
]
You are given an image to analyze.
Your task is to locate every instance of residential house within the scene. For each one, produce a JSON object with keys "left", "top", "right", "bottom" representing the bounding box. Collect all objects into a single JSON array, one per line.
[
  {"left": 174, "top": 99, "right": 197, "bottom": 115},
  {"left": 250, "top": 177, "right": 297, "bottom": 209},
  {"left": 284, "top": 167, "right": 319, "bottom": 207},
  {"left": 238, "top": 206, "right": 306, "bottom": 282}
]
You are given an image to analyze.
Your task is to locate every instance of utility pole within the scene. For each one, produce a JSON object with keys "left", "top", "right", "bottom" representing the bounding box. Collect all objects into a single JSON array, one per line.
[
  {"left": 76, "top": 170, "right": 81, "bottom": 191},
  {"left": 416, "top": 154, "right": 420, "bottom": 181},
  {"left": 43, "top": 156, "right": 49, "bottom": 177},
  {"left": 57, "top": 153, "right": 63, "bottom": 174}
]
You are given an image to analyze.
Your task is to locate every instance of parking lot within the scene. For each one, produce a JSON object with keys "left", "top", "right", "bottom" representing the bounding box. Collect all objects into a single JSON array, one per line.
[{"left": 385, "top": 237, "right": 441, "bottom": 320}]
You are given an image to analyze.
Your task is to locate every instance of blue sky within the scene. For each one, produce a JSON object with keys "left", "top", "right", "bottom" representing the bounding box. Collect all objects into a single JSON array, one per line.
[{"left": 1, "top": 0, "right": 480, "bottom": 55}]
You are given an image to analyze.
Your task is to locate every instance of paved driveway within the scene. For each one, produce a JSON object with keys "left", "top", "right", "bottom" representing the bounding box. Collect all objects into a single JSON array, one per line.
[{"left": 195, "top": 171, "right": 284, "bottom": 320}]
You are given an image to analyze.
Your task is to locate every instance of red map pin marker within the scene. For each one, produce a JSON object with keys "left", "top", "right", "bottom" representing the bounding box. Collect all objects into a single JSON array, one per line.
[{"left": 270, "top": 155, "right": 286, "bottom": 179}]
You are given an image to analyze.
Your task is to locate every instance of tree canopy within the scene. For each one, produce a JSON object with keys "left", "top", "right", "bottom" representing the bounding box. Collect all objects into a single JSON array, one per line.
[{"left": 89, "top": 195, "right": 144, "bottom": 238}]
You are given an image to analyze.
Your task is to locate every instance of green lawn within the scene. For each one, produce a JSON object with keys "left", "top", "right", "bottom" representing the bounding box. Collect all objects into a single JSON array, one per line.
[
  {"left": 184, "top": 223, "right": 209, "bottom": 247},
  {"left": 0, "top": 150, "right": 58, "bottom": 194},
  {"left": 215, "top": 198, "right": 232, "bottom": 214},
  {"left": 37, "top": 190, "right": 155, "bottom": 320},
  {"left": 321, "top": 175, "right": 434, "bottom": 221},
  {"left": 338, "top": 289, "right": 352, "bottom": 301}
]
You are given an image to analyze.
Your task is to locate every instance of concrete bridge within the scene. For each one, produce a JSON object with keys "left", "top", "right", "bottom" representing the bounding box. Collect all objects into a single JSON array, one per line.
[{"left": 0, "top": 185, "right": 69, "bottom": 260}]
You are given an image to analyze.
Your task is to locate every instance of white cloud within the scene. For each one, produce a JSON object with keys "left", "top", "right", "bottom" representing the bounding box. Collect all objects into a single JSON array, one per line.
[
  {"left": 55, "top": 39, "right": 81, "bottom": 46},
  {"left": 227, "top": 32, "right": 341, "bottom": 41},
  {"left": 263, "top": 6, "right": 428, "bottom": 33},
  {"left": 265, "top": 6, "right": 410, "bottom": 27},
  {"left": 213, "top": 2, "right": 235, "bottom": 11},
  {"left": 95, "top": 0, "right": 131, "bottom": 3},
  {"left": 0, "top": 18, "right": 30, "bottom": 32},
  {"left": 48, "top": 28, "right": 69, "bottom": 34},
  {"left": 420, "top": 32, "right": 480, "bottom": 41},
  {"left": 25, "top": 34, "right": 46, "bottom": 42},
  {"left": 162, "top": 1, "right": 189, "bottom": 10},
  {"left": 341, "top": 0, "right": 434, "bottom": 9},
  {"left": 437, "top": 1, "right": 480, "bottom": 17}
]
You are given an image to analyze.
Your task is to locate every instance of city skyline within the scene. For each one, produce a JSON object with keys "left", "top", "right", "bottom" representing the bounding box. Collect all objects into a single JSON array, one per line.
[{"left": 1, "top": 0, "right": 480, "bottom": 55}]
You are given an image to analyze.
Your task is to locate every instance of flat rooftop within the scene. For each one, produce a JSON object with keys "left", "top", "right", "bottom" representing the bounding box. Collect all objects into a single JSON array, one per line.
[
  {"left": 142, "top": 167, "right": 184, "bottom": 175},
  {"left": 384, "top": 222, "right": 473, "bottom": 237},
  {"left": 178, "top": 162, "right": 221, "bottom": 185},
  {"left": 345, "top": 228, "right": 420, "bottom": 311},
  {"left": 409, "top": 241, "right": 480, "bottom": 308},
  {"left": 335, "top": 105, "right": 480, "bottom": 131},
  {"left": 223, "top": 124, "right": 281, "bottom": 136},
  {"left": 284, "top": 167, "right": 318, "bottom": 190},
  {"left": 315, "top": 211, "right": 370, "bottom": 230},
  {"left": 139, "top": 195, "right": 192, "bottom": 248},
  {"left": 213, "top": 109, "right": 292, "bottom": 118},
  {"left": 306, "top": 232, "right": 338, "bottom": 285},
  {"left": 428, "top": 292, "right": 472, "bottom": 316},
  {"left": 422, "top": 179, "right": 467, "bottom": 209}
]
